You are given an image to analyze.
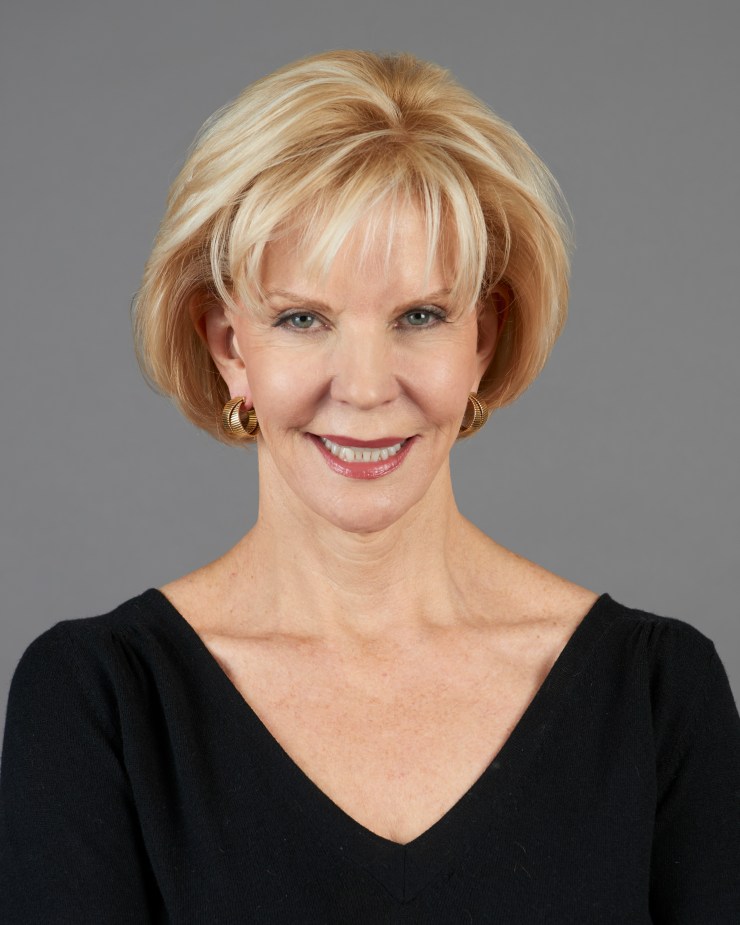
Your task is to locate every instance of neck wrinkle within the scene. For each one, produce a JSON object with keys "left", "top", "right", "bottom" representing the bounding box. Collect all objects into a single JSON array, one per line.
[{"left": 228, "top": 465, "right": 484, "bottom": 645}]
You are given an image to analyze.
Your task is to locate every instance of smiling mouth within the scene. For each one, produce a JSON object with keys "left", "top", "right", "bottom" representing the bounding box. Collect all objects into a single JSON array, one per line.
[{"left": 317, "top": 436, "right": 408, "bottom": 463}]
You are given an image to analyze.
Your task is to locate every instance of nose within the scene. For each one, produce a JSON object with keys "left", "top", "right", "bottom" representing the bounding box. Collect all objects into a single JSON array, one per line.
[{"left": 329, "top": 326, "right": 401, "bottom": 410}]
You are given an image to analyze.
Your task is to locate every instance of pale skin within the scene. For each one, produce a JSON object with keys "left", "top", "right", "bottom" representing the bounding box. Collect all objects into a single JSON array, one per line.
[{"left": 161, "top": 203, "right": 599, "bottom": 845}]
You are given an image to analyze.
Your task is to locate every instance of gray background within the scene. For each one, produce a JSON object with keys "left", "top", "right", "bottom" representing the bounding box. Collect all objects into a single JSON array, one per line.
[{"left": 1, "top": 0, "right": 739, "bottom": 732}]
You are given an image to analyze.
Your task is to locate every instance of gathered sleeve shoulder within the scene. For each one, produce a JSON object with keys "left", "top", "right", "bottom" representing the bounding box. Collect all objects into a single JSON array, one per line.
[
  {"left": 647, "top": 618, "right": 740, "bottom": 923},
  {"left": 0, "top": 621, "right": 165, "bottom": 924}
]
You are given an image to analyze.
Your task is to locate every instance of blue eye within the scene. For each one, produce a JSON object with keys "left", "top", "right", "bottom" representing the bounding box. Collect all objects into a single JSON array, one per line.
[
  {"left": 401, "top": 307, "right": 446, "bottom": 327},
  {"left": 279, "top": 312, "right": 317, "bottom": 330}
]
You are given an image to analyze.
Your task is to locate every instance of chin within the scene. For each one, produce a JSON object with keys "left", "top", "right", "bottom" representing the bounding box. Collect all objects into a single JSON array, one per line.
[
  {"left": 329, "top": 515, "right": 401, "bottom": 536},
  {"left": 313, "top": 492, "right": 422, "bottom": 536}
]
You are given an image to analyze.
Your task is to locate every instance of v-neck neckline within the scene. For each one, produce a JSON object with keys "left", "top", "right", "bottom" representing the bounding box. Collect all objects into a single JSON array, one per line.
[{"left": 139, "top": 588, "right": 617, "bottom": 902}]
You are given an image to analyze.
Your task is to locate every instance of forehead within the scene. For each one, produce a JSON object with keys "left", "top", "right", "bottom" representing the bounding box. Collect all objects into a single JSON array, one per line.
[{"left": 260, "top": 200, "right": 458, "bottom": 304}]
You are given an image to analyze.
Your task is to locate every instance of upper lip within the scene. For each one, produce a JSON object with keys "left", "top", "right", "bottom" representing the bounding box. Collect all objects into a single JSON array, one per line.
[{"left": 315, "top": 434, "right": 410, "bottom": 448}]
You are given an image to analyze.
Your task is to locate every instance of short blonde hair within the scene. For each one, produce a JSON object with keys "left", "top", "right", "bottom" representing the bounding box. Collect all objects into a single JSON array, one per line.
[{"left": 132, "top": 50, "right": 573, "bottom": 445}]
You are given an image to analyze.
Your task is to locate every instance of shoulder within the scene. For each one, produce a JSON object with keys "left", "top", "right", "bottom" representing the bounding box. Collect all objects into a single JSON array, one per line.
[
  {"left": 3, "top": 589, "right": 196, "bottom": 758},
  {"left": 6, "top": 590, "right": 168, "bottom": 706},
  {"left": 16, "top": 589, "right": 158, "bottom": 649},
  {"left": 597, "top": 593, "right": 717, "bottom": 669},
  {"left": 543, "top": 586, "right": 720, "bottom": 703},
  {"left": 464, "top": 543, "right": 719, "bottom": 693},
  {"left": 594, "top": 595, "right": 729, "bottom": 759},
  {"left": 589, "top": 593, "right": 718, "bottom": 696}
]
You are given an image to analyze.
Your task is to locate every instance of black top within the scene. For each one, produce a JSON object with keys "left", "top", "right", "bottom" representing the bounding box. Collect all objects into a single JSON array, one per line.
[{"left": 1, "top": 589, "right": 740, "bottom": 924}]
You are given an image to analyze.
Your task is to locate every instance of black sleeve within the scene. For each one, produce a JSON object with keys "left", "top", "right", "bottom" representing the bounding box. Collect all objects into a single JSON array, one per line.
[
  {"left": 0, "top": 624, "right": 165, "bottom": 924},
  {"left": 649, "top": 643, "right": 740, "bottom": 923}
]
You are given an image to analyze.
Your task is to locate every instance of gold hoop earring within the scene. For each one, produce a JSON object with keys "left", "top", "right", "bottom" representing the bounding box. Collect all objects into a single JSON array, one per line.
[
  {"left": 458, "top": 392, "right": 489, "bottom": 438},
  {"left": 222, "top": 397, "right": 260, "bottom": 440}
]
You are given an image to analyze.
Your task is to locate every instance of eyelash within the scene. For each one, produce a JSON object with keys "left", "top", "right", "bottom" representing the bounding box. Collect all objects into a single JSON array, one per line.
[{"left": 272, "top": 306, "right": 450, "bottom": 332}]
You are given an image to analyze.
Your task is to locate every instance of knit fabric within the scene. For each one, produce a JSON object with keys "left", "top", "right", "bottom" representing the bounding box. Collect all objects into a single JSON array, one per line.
[{"left": 2, "top": 589, "right": 739, "bottom": 923}]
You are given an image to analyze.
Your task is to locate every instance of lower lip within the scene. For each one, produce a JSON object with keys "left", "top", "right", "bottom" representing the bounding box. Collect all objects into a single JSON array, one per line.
[{"left": 309, "top": 435, "right": 416, "bottom": 480}]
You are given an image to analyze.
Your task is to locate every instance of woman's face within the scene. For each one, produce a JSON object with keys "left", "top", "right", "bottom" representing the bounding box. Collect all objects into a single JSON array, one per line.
[{"left": 211, "top": 203, "right": 499, "bottom": 534}]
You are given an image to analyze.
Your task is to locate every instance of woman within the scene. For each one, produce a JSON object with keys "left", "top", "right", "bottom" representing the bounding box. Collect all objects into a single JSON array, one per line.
[{"left": 1, "top": 50, "right": 739, "bottom": 923}]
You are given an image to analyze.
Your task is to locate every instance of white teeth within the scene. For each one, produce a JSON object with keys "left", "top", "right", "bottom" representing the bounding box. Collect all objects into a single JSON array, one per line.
[{"left": 319, "top": 437, "right": 406, "bottom": 463}]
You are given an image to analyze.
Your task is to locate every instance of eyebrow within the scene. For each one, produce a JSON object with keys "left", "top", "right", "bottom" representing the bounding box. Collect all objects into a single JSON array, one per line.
[{"left": 264, "top": 288, "right": 454, "bottom": 311}]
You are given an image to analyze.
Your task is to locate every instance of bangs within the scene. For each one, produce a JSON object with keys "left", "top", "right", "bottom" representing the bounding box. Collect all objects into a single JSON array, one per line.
[{"left": 219, "top": 142, "right": 490, "bottom": 318}]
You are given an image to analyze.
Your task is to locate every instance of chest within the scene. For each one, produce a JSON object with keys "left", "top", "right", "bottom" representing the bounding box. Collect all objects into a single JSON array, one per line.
[{"left": 199, "top": 630, "right": 562, "bottom": 845}]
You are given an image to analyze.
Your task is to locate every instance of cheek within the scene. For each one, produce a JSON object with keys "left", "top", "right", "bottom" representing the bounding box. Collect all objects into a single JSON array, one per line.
[
  {"left": 416, "top": 356, "right": 474, "bottom": 425},
  {"left": 402, "top": 329, "right": 479, "bottom": 415},
  {"left": 247, "top": 346, "right": 324, "bottom": 421}
]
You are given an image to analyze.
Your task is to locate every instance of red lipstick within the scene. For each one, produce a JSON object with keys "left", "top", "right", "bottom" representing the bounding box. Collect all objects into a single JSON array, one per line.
[{"left": 308, "top": 434, "right": 416, "bottom": 480}]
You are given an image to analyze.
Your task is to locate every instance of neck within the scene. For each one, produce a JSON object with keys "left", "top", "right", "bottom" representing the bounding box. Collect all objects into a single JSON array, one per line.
[{"left": 222, "top": 460, "right": 497, "bottom": 647}]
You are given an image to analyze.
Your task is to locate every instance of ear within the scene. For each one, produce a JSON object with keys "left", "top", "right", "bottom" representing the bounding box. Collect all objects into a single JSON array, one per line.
[
  {"left": 475, "top": 285, "right": 511, "bottom": 382},
  {"left": 189, "top": 295, "right": 252, "bottom": 400}
]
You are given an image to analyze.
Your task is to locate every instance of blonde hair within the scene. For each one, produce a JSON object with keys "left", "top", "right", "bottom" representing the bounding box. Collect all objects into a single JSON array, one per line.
[{"left": 132, "top": 50, "right": 573, "bottom": 445}]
